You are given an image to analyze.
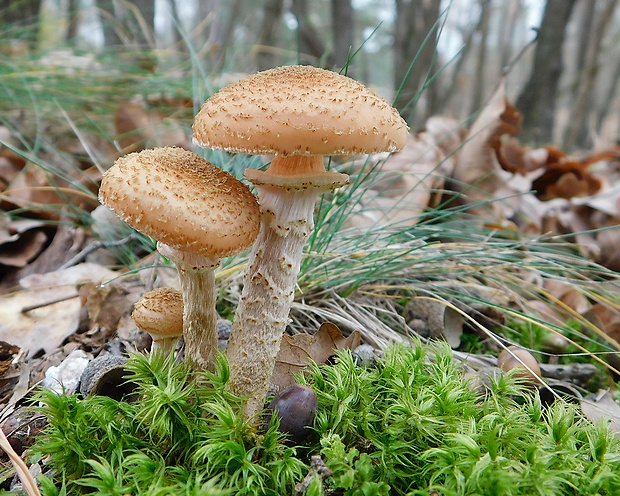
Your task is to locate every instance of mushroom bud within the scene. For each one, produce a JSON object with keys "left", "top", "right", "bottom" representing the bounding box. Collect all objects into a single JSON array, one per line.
[
  {"left": 132, "top": 288, "right": 183, "bottom": 355},
  {"left": 269, "top": 384, "right": 318, "bottom": 445},
  {"left": 498, "top": 346, "right": 541, "bottom": 385}
]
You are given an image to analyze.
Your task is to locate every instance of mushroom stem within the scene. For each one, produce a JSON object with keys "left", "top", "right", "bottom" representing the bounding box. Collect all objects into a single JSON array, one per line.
[
  {"left": 227, "top": 164, "right": 328, "bottom": 419},
  {"left": 151, "top": 337, "right": 179, "bottom": 356},
  {"left": 158, "top": 243, "right": 219, "bottom": 372}
]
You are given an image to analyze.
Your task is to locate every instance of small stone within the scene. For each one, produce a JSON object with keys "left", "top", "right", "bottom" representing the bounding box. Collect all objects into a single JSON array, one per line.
[
  {"left": 352, "top": 344, "right": 377, "bottom": 367},
  {"left": 41, "top": 349, "right": 92, "bottom": 396}
]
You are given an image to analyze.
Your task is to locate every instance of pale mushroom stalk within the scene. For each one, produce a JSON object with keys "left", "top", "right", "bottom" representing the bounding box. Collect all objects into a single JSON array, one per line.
[
  {"left": 154, "top": 336, "right": 180, "bottom": 356},
  {"left": 226, "top": 162, "right": 331, "bottom": 417},
  {"left": 158, "top": 243, "right": 220, "bottom": 371}
]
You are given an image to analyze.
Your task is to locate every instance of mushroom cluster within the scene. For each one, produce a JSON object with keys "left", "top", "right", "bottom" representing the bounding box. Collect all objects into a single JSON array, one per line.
[
  {"left": 98, "top": 66, "right": 408, "bottom": 422},
  {"left": 99, "top": 146, "right": 260, "bottom": 372}
]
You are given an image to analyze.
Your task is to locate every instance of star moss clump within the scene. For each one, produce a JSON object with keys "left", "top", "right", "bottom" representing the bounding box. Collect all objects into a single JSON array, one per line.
[{"left": 32, "top": 343, "right": 620, "bottom": 495}]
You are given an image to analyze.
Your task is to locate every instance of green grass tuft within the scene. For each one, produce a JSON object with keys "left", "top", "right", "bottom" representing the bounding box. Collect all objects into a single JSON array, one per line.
[{"left": 32, "top": 344, "right": 620, "bottom": 495}]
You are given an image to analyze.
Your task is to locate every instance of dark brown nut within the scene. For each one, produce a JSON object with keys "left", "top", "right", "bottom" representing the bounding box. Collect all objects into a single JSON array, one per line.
[{"left": 269, "top": 384, "right": 318, "bottom": 445}]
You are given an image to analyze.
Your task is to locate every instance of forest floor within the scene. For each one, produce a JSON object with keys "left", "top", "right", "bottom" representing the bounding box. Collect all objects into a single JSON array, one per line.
[{"left": 0, "top": 49, "right": 620, "bottom": 493}]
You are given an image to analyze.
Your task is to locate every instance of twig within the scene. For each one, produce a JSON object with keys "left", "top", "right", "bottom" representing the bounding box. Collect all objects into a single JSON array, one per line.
[
  {"left": 539, "top": 362, "right": 598, "bottom": 385},
  {"left": 59, "top": 234, "right": 137, "bottom": 269},
  {"left": 501, "top": 27, "right": 539, "bottom": 77},
  {"left": 21, "top": 293, "right": 79, "bottom": 314}
]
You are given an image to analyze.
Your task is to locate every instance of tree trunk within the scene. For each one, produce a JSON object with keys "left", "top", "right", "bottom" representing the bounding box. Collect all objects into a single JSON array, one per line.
[
  {"left": 127, "top": 0, "right": 156, "bottom": 47},
  {"left": 96, "top": 0, "right": 122, "bottom": 47},
  {"left": 0, "top": 0, "right": 43, "bottom": 45},
  {"left": 562, "top": 0, "right": 618, "bottom": 150},
  {"left": 96, "top": 0, "right": 155, "bottom": 48},
  {"left": 256, "top": 0, "right": 285, "bottom": 70},
  {"left": 515, "top": 0, "right": 577, "bottom": 145},
  {"left": 439, "top": 2, "right": 488, "bottom": 117},
  {"left": 292, "top": 0, "right": 331, "bottom": 66},
  {"left": 65, "top": 0, "right": 80, "bottom": 43},
  {"left": 469, "top": 0, "right": 491, "bottom": 116},
  {"left": 210, "top": 0, "right": 243, "bottom": 71},
  {"left": 498, "top": 0, "right": 523, "bottom": 71},
  {"left": 331, "top": 0, "right": 354, "bottom": 73},
  {"left": 393, "top": 0, "right": 441, "bottom": 122},
  {"left": 595, "top": 56, "right": 620, "bottom": 136},
  {"left": 166, "top": 0, "right": 183, "bottom": 49}
]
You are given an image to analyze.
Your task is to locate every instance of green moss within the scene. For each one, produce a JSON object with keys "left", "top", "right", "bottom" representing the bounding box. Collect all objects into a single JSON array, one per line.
[{"left": 32, "top": 344, "right": 620, "bottom": 495}]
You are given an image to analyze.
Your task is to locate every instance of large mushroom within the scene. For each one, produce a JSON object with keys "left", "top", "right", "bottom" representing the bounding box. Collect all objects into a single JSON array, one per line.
[
  {"left": 99, "top": 146, "right": 260, "bottom": 372},
  {"left": 193, "top": 65, "right": 408, "bottom": 418}
]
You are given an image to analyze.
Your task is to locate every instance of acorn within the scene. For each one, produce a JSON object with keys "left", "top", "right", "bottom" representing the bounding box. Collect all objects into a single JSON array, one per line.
[
  {"left": 269, "top": 384, "right": 318, "bottom": 445},
  {"left": 497, "top": 346, "right": 541, "bottom": 385}
]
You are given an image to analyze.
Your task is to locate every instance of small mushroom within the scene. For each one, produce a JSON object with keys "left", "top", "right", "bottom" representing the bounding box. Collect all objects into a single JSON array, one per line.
[
  {"left": 132, "top": 288, "right": 183, "bottom": 355},
  {"left": 193, "top": 65, "right": 408, "bottom": 418},
  {"left": 98, "top": 147, "right": 260, "bottom": 372},
  {"left": 497, "top": 346, "right": 541, "bottom": 385}
]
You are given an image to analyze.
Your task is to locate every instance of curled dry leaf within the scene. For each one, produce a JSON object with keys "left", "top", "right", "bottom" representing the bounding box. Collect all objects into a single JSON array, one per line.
[
  {"left": 405, "top": 297, "right": 464, "bottom": 348},
  {"left": 273, "top": 322, "right": 361, "bottom": 392},
  {"left": 580, "top": 390, "right": 620, "bottom": 437},
  {"left": 0, "top": 215, "right": 48, "bottom": 268},
  {"left": 453, "top": 78, "right": 521, "bottom": 216}
]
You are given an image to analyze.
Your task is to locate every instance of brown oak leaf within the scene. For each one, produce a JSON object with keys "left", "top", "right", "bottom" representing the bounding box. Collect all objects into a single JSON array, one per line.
[{"left": 272, "top": 322, "right": 361, "bottom": 392}]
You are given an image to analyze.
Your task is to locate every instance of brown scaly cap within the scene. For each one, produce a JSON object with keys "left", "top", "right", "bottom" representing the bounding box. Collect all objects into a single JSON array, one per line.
[
  {"left": 132, "top": 287, "right": 183, "bottom": 339},
  {"left": 99, "top": 147, "right": 260, "bottom": 257},
  {"left": 193, "top": 65, "right": 409, "bottom": 157}
]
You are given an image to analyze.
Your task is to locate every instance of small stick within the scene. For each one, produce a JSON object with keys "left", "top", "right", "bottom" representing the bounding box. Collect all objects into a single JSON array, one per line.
[
  {"left": 59, "top": 234, "right": 137, "bottom": 269},
  {"left": 21, "top": 293, "right": 79, "bottom": 314}
]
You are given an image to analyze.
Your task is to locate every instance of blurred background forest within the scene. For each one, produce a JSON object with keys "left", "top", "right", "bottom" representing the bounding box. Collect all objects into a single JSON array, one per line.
[{"left": 1, "top": 0, "right": 619, "bottom": 152}]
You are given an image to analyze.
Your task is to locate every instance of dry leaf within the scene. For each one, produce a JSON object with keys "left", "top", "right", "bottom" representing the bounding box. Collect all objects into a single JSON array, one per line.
[
  {"left": 542, "top": 279, "right": 591, "bottom": 316},
  {"left": 453, "top": 79, "right": 521, "bottom": 214},
  {"left": 582, "top": 304, "right": 620, "bottom": 343},
  {"left": 345, "top": 133, "right": 445, "bottom": 229},
  {"left": 273, "top": 322, "right": 361, "bottom": 392},
  {"left": 581, "top": 390, "right": 620, "bottom": 436},
  {"left": 87, "top": 284, "right": 135, "bottom": 334},
  {"left": 0, "top": 286, "right": 81, "bottom": 355},
  {"left": 596, "top": 228, "right": 620, "bottom": 272},
  {"left": 114, "top": 102, "right": 156, "bottom": 153},
  {"left": 0, "top": 341, "right": 22, "bottom": 403},
  {"left": 424, "top": 115, "right": 465, "bottom": 171},
  {"left": 0, "top": 264, "right": 118, "bottom": 355}
]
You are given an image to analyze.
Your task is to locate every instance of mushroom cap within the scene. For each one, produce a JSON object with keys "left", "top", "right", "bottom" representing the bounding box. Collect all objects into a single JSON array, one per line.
[
  {"left": 193, "top": 65, "right": 409, "bottom": 157},
  {"left": 99, "top": 147, "right": 260, "bottom": 257},
  {"left": 132, "top": 287, "right": 183, "bottom": 339}
]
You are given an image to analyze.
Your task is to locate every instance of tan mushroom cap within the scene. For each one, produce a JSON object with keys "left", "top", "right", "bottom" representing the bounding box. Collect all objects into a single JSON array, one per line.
[
  {"left": 99, "top": 147, "right": 260, "bottom": 257},
  {"left": 132, "top": 288, "right": 183, "bottom": 339},
  {"left": 193, "top": 65, "right": 409, "bottom": 157}
]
